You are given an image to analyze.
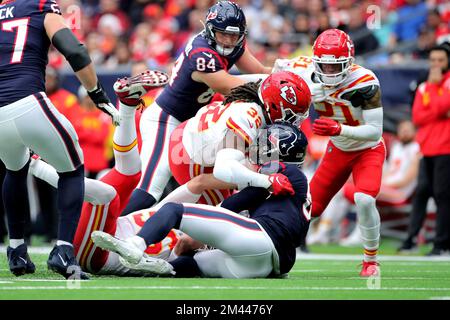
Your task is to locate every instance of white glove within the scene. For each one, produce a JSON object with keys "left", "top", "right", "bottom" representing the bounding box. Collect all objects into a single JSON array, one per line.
[
  {"left": 272, "top": 59, "right": 291, "bottom": 73},
  {"left": 311, "top": 83, "right": 327, "bottom": 103},
  {"left": 97, "top": 102, "right": 121, "bottom": 126}
]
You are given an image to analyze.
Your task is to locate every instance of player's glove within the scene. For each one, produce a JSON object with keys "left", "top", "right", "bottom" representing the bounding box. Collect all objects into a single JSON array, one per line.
[
  {"left": 312, "top": 118, "right": 342, "bottom": 136},
  {"left": 311, "top": 83, "right": 327, "bottom": 103},
  {"left": 268, "top": 173, "right": 295, "bottom": 196},
  {"left": 87, "top": 82, "right": 121, "bottom": 126}
]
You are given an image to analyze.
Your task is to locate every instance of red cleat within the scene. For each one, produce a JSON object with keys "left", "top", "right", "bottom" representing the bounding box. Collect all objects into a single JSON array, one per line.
[
  {"left": 359, "top": 261, "right": 380, "bottom": 277},
  {"left": 114, "top": 70, "right": 169, "bottom": 106}
]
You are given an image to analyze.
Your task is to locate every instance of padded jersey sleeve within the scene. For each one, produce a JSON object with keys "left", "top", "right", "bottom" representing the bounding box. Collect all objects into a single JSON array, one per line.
[
  {"left": 225, "top": 102, "right": 264, "bottom": 145},
  {"left": 187, "top": 47, "right": 227, "bottom": 73}
]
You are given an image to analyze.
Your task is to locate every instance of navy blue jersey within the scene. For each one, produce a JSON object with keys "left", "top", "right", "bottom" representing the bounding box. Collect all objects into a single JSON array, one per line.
[
  {"left": 0, "top": 0, "right": 61, "bottom": 107},
  {"left": 156, "top": 33, "right": 245, "bottom": 122},
  {"left": 221, "top": 163, "right": 311, "bottom": 275}
]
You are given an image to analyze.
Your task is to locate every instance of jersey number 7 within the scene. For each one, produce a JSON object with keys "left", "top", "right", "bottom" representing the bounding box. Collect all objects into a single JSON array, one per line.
[{"left": 1, "top": 18, "right": 30, "bottom": 64}]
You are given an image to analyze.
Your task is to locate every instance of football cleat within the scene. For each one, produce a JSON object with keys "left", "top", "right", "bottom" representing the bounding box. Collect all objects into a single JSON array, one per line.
[
  {"left": 119, "top": 254, "right": 175, "bottom": 276},
  {"left": 47, "top": 245, "right": 90, "bottom": 280},
  {"left": 7, "top": 244, "right": 36, "bottom": 276},
  {"left": 91, "top": 231, "right": 143, "bottom": 264},
  {"left": 113, "top": 70, "right": 169, "bottom": 106},
  {"left": 359, "top": 260, "right": 380, "bottom": 277}
]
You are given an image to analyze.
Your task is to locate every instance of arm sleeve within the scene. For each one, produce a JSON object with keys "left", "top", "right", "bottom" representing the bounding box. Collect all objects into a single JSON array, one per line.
[
  {"left": 220, "top": 187, "right": 270, "bottom": 212},
  {"left": 412, "top": 83, "right": 450, "bottom": 126},
  {"left": 339, "top": 107, "right": 383, "bottom": 141},
  {"left": 213, "top": 148, "right": 271, "bottom": 190},
  {"left": 235, "top": 74, "right": 268, "bottom": 83}
]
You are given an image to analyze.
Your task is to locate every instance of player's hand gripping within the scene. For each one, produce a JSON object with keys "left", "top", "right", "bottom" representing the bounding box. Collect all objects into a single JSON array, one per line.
[
  {"left": 268, "top": 173, "right": 295, "bottom": 196},
  {"left": 88, "top": 82, "right": 121, "bottom": 126},
  {"left": 313, "top": 118, "right": 342, "bottom": 136}
]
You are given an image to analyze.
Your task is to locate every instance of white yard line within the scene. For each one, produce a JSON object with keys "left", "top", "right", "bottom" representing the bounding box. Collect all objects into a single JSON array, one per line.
[{"left": 0, "top": 285, "right": 450, "bottom": 291}]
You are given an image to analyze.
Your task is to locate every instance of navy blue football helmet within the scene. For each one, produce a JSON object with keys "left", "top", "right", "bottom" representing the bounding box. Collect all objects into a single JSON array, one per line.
[
  {"left": 249, "top": 122, "right": 308, "bottom": 167},
  {"left": 204, "top": 1, "right": 248, "bottom": 57}
]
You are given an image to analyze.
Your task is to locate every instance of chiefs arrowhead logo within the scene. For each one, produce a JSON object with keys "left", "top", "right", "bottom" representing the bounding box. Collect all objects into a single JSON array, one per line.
[
  {"left": 280, "top": 86, "right": 297, "bottom": 105},
  {"left": 206, "top": 10, "right": 218, "bottom": 21}
]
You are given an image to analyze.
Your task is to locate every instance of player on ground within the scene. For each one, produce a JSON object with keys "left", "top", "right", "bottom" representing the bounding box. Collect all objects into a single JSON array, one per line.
[
  {"left": 168, "top": 71, "right": 311, "bottom": 205},
  {"left": 29, "top": 70, "right": 177, "bottom": 276},
  {"left": 273, "top": 29, "right": 385, "bottom": 276},
  {"left": 92, "top": 122, "right": 311, "bottom": 279},
  {"left": 122, "top": 1, "right": 272, "bottom": 215},
  {"left": 0, "top": 0, "right": 119, "bottom": 279}
]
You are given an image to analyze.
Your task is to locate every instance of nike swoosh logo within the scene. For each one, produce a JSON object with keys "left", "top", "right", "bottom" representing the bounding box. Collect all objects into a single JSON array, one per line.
[
  {"left": 19, "top": 257, "right": 27, "bottom": 263},
  {"left": 58, "top": 253, "right": 68, "bottom": 267},
  {"left": 247, "top": 120, "right": 254, "bottom": 128},
  {"left": 202, "top": 52, "right": 213, "bottom": 58}
]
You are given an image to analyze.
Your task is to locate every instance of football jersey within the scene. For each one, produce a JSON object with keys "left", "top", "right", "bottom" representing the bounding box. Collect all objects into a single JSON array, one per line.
[
  {"left": 156, "top": 33, "right": 245, "bottom": 123},
  {"left": 274, "top": 56, "right": 381, "bottom": 151},
  {"left": 0, "top": 0, "right": 61, "bottom": 107},
  {"left": 100, "top": 209, "right": 181, "bottom": 276},
  {"left": 182, "top": 100, "right": 266, "bottom": 166}
]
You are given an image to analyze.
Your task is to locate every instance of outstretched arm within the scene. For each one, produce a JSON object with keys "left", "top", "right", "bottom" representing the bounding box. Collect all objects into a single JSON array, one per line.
[{"left": 44, "top": 13, "right": 120, "bottom": 125}]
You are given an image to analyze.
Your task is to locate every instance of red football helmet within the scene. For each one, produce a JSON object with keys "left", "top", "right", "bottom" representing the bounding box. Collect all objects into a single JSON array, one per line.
[
  {"left": 258, "top": 71, "right": 311, "bottom": 126},
  {"left": 312, "top": 29, "right": 355, "bottom": 86}
]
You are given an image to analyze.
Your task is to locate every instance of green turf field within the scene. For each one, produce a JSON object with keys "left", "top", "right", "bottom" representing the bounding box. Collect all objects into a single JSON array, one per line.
[{"left": 1, "top": 241, "right": 450, "bottom": 300}]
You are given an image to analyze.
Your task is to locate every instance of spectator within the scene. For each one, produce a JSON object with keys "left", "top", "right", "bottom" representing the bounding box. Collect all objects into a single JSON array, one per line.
[
  {"left": 45, "top": 67, "right": 80, "bottom": 124},
  {"left": 389, "top": 0, "right": 428, "bottom": 47},
  {"left": 413, "top": 27, "right": 438, "bottom": 59},
  {"left": 105, "top": 39, "right": 133, "bottom": 70},
  {"left": 344, "top": 5, "right": 379, "bottom": 56},
  {"left": 74, "top": 86, "right": 114, "bottom": 179},
  {"left": 411, "top": 44, "right": 450, "bottom": 255}
]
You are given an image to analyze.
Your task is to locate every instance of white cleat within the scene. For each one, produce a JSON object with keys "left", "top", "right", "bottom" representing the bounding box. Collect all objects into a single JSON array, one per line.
[
  {"left": 113, "top": 70, "right": 169, "bottom": 106},
  {"left": 91, "top": 231, "right": 143, "bottom": 264},
  {"left": 339, "top": 227, "right": 363, "bottom": 247},
  {"left": 119, "top": 255, "right": 175, "bottom": 276}
]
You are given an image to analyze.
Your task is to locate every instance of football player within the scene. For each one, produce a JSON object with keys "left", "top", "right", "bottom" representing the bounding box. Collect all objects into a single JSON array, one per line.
[
  {"left": 0, "top": 0, "right": 118, "bottom": 279},
  {"left": 92, "top": 122, "right": 311, "bottom": 279},
  {"left": 273, "top": 29, "right": 385, "bottom": 277},
  {"left": 29, "top": 70, "right": 177, "bottom": 276},
  {"left": 167, "top": 71, "right": 311, "bottom": 206},
  {"left": 122, "top": 1, "right": 272, "bottom": 215}
]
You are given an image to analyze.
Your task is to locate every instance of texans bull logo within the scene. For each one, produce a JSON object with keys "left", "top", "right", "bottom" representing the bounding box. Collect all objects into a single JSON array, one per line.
[
  {"left": 268, "top": 129, "right": 297, "bottom": 157},
  {"left": 206, "top": 10, "right": 218, "bottom": 21},
  {"left": 280, "top": 85, "right": 297, "bottom": 105}
]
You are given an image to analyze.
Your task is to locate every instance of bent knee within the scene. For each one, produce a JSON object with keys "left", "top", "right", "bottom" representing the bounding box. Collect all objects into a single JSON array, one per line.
[{"left": 354, "top": 192, "right": 376, "bottom": 210}]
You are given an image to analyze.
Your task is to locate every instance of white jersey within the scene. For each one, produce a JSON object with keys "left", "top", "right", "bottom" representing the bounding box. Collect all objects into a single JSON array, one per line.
[
  {"left": 182, "top": 101, "right": 266, "bottom": 166},
  {"left": 99, "top": 209, "right": 181, "bottom": 276},
  {"left": 274, "top": 56, "right": 381, "bottom": 151},
  {"left": 384, "top": 141, "right": 420, "bottom": 199}
]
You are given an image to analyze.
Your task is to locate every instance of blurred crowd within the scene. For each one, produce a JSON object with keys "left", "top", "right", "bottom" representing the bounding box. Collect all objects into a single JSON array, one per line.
[{"left": 49, "top": 0, "right": 450, "bottom": 73}]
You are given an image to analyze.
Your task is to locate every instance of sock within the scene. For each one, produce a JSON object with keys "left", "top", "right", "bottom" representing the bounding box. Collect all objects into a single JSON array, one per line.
[
  {"left": 121, "top": 189, "right": 156, "bottom": 216},
  {"left": 29, "top": 158, "right": 59, "bottom": 188},
  {"left": 354, "top": 192, "right": 380, "bottom": 262},
  {"left": 152, "top": 184, "right": 201, "bottom": 211},
  {"left": 57, "top": 165, "right": 85, "bottom": 243},
  {"left": 56, "top": 240, "right": 73, "bottom": 247},
  {"left": 9, "top": 239, "right": 25, "bottom": 249},
  {"left": 3, "top": 162, "right": 30, "bottom": 240},
  {"left": 128, "top": 235, "right": 147, "bottom": 251},
  {"left": 137, "top": 203, "right": 183, "bottom": 245},
  {"left": 113, "top": 103, "right": 140, "bottom": 175},
  {"left": 170, "top": 255, "right": 201, "bottom": 277}
]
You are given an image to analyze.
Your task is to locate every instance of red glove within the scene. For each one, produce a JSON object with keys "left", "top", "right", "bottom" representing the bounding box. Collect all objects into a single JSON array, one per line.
[
  {"left": 268, "top": 173, "right": 295, "bottom": 196},
  {"left": 312, "top": 118, "right": 342, "bottom": 136}
]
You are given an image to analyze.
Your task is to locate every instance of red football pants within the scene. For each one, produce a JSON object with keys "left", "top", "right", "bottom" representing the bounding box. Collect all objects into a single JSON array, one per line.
[{"left": 310, "top": 140, "right": 386, "bottom": 218}]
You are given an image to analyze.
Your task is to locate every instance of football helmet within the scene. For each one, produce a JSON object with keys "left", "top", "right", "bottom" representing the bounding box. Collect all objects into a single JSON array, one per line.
[
  {"left": 312, "top": 29, "right": 355, "bottom": 86},
  {"left": 249, "top": 122, "right": 308, "bottom": 167},
  {"left": 258, "top": 71, "right": 311, "bottom": 126},
  {"left": 204, "top": 1, "right": 247, "bottom": 57}
]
